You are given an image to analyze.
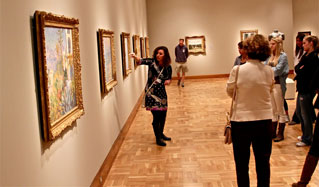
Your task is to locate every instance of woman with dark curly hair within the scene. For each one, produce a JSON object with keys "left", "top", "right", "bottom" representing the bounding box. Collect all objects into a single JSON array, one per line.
[
  {"left": 131, "top": 46, "right": 172, "bottom": 146},
  {"left": 226, "top": 34, "right": 274, "bottom": 187}
]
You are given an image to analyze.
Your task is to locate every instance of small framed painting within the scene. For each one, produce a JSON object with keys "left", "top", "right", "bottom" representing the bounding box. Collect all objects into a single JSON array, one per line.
[
  {"left": 185, "top": 35, "right": 206, "bottom": 55},
  {"left": 145, "top": 37, "right": 150, "bottom": 58},
  {"left": 121, "top": 32, "right": 132, "bottom": 78},
  {"left": 98, "top": 29, "right": 117, "bottom": 95},
  {"left": 34, "top": 11, "right": 84, "bottom": 141},
  {"left": 140, "top": 37, "right": 145, "bottom": 58},
  {"left": 132, "top": 35, "right": 141, "bottom": 69},
  {"left": 240, "top": 30, "right": 258, "bottom": 41}
]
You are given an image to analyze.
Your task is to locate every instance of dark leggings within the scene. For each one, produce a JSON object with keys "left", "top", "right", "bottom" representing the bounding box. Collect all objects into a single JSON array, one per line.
[{"left": 151, "top": 110, "right": 167, "bottom": 137}]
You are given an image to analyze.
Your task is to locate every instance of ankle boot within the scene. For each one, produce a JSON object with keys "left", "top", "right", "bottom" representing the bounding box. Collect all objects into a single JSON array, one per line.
[
  {"left": 272, "top": 122, "right": 278, "bottom": 139},
  {"left": 152, "top": 124, "right": 166, "bottom": 146},
  {"left": 292, "top": 154, "right": 319, "bottom": 186},
  {"left": 159, "top": 121, "right": 171, "bottom": 141},
  {"left": 274, "top": 123, "right": 285, "bottom": 142}
]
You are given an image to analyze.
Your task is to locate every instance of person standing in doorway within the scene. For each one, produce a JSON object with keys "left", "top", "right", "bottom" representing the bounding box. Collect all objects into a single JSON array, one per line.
[{"left": 175, "top": 38, "right": 189, "bottom": 87}]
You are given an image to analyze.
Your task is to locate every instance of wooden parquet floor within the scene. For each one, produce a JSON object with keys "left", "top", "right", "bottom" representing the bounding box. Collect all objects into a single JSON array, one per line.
[{"left": 103, "top": 78, "right": 319, "bottom": 187}]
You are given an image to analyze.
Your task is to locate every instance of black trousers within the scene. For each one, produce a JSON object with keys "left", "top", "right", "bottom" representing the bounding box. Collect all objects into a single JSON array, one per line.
[
  {"left": 309, "top": 112, "right": 319, "bottom": 157},
  {"left": 231, "top": 119, "right": 272, "bottom": 187},
  {"left": 151, "top": 110, "right": 167, "bottom": 138}
]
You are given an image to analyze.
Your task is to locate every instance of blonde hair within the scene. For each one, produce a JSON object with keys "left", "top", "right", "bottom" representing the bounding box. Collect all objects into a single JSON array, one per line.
[{"left": 268, "top": 37, "right": 283, "bottom": 67}]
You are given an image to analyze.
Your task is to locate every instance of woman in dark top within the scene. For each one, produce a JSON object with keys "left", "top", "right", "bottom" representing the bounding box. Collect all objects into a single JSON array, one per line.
[
  {"left": 294, "top": 35, "right": 319, "bottom": 147},
  {"left": 131, "top": 46, "right": 172, "bottom": 146},
  {"left": 292, "top": 55, "right": 319, "bottom": 187}
]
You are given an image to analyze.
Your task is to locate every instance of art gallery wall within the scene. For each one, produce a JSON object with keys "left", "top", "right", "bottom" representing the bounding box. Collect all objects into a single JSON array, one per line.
[
  {"left": 146, "top": 0, "right": 294, "bottom": 76},
  {"left": 0, "top": 0, "right": 148, "bottom": 186},
  {"left": 293, "top": 0, "right": 319, "bottom": 37}
]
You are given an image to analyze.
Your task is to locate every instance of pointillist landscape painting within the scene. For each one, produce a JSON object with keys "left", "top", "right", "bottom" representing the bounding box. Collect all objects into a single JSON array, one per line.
[
  {"left": 103, "top": 37, "right": 113, "bottom": 83},
  {"left": 44, "top": 27, "right": 77, "bottom": 125}
]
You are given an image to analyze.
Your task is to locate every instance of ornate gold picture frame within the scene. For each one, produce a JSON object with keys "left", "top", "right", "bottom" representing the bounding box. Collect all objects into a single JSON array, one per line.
[
  {"left": 185, "top": 35, "right": 206, "bottom": 55},
  {"left": 145, "top": 37, "right": 150, "bottom": 58},
  {"left": 140, "top": 37, "right": 145, "bottom": 58},
  {"left": 34, "top": 11, "right": 84, "bottom": 141},
  {"left": 98, "top": 29, "right": 117, "bottom": 94},
  {"left": 121, "top": 32, "right": 132, "bottom": 78},
  {"left": 132, "top": 35, "right": 141, "bottom": 69},
  {"left": 240, "top": 30, "right": 258, "bottom": 41}
]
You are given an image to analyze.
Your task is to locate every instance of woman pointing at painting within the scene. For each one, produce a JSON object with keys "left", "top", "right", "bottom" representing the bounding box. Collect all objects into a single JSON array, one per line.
[{"left": 130, "top": 46, "right": 172, "bottom": 146}]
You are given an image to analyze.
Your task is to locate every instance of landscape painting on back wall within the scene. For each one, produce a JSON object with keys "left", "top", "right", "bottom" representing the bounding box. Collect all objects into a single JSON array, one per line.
[
  {"left": 34, "top": 11, "right": 84, "bottom": 141},
  {"left": 185, "top": 35, "right": 206, "bottom": 55}
]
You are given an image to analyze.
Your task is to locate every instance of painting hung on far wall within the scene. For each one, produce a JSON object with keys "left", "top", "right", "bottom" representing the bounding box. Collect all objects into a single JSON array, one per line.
[
  {"left": 185, "top": 35, "right": 206, "bottom": 55},
  {"left": 240, "top": 30, "right": 258, "bottom": 41},
  {"left": 34, "top": 11, "right": 84, "bottom": 141},
  {"left": 298, "top": 31, "right": 311, "bottom": 36},
  {"left": 132, "top": 35, "right": 141, "bottom": 69},
  {"left": 98, "top": 29, "right": 117, "bottom": 95},
  {"left": 145, "top": 37, "right": 150, "bottom": 58},
  {"left": 140, "top": 37, "right": 146, "bottom": 58},
  {"left": 121, "top": 32, "right": 132, "bottom": 78}
]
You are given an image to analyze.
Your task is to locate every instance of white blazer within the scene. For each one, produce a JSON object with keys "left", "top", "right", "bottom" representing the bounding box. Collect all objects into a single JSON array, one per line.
[{"left": 226, "top": 60, "right": 274, "bottom": 122}]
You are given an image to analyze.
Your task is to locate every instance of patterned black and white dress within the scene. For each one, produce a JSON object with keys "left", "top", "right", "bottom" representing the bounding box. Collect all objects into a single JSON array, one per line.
[{"left": 141, "top": 58, "right": 172, "bottom": 111}]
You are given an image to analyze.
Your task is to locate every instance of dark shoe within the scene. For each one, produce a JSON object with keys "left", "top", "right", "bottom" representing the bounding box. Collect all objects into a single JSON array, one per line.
[
  {"left": 272, "top": 122, "right": 278, "bottom": 139},
  {"left": 162, "top": 134, "right": 171, "bottom": 141},
  {"left": 181, "top": 82, "right": 184, "bottom": 87},
  {"left": 274, "top": 123, "right": 285, "bottom": 142},
  {"left": 291, "top": 182, "right": 306, "bottom": 187},
  {"left": 289, "top": 121, "right": 298, "bottom": 125},
  {"left": 156, "top": 139, "right": 166, "bottom": 146},
  {"left": 293, "top": 154, "right": 319, "bottom": 186}
]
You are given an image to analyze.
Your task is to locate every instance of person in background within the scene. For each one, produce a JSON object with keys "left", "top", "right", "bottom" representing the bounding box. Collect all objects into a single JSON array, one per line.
[
  {"left": 175, "top": 38, "right": 189, "bottom": 87},
  {"left": 234, "top": 41, "right": 248, "bottom": 66},
  {"left": 131, "top": 46, "right": 172, "bottom": 146},
  {"left": 292, "top": 57, "right": 319, "bottom": 187},
  {"left": 227, "top": 34, "right": 274, "bottom": 187},
  {"left": 265, "top": 36, "right": 289, "bottom": 142},
  {"left": 289, "top": 33, "right": 305, "bottom": 125},
  {"left": 294, "top": 35, "right": 319, "bottom": 147}
]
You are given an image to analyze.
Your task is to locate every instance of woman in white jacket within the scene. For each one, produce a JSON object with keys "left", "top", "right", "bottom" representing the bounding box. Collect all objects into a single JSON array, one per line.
[{"left": 227, "top": 34, "right": 274, "bottom": 187}]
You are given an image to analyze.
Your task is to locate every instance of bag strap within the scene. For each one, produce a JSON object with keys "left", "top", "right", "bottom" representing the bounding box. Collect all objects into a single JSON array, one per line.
[
  {"left": 229, "top": 65, "right": 240, "bottom": 117},
  {"left": 144, "top": 68, "right": 164, "bottom": 95}
]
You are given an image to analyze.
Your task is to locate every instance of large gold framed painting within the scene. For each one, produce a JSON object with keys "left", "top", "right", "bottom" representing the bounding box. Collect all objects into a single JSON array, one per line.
[
  {"left": 132, "top": 35, "right": 141, "bottom": 69},
  {"left": 98, "top": 29, "right": 117, "bottom": 94},
  {"left": 34, "top": 11, "right": 84, "bottom": 141}
]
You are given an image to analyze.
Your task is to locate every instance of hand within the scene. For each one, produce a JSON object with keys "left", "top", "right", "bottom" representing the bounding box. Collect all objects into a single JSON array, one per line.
[
  {"left": 130, "top": 53, "right": 141, "bottom": 64},
  {"left": 164, "top": 80, "right": 171, "bottom": 85}
]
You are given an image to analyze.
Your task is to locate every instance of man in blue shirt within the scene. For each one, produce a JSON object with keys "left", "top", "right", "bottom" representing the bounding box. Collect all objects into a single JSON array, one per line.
[{"left": 175, "top": 39, "right": 189, "bottom": 87}]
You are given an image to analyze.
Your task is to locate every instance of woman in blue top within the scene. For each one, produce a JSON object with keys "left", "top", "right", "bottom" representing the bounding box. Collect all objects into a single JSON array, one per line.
[
  {"left": 131, "top": 46, "right": 172, "bottom": 146},
  {"left": 265, "top": 36, "right": 289, "bottom": 142}
]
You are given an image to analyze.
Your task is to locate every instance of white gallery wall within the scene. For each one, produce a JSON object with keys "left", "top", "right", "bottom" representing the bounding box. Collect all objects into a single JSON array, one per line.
[
  {"left": 293, "top": 0, "right": 319, "bottom": 36},
  {"left": 146, "top": 0, "right": 294, "bottom": 76},
  {"left": 0, "top": 0, "right": 148, "bottom": 186}
]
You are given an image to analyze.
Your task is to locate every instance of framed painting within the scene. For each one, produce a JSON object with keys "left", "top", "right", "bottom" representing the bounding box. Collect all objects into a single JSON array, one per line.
[
  {"left": 298, "top": 31, "right": 311, "bottom": 36},
  {"left": 145, "top": 37, "right": 150, "bottom": 58},
  {"left": 132, "top": 35, "right": 141, "bottom": 69},
  {"left": 121, "top": 32, "right": 132, "bottom": 78},
  {"left": 98, "top": 29, "right": 117, "bottom": 95},
  {"left": 185, "top": 35, "right": 206, "bottom": 55},
  {"left": 240, "top": 30, "right": 258, "bottom": 41},
  {"left": 140, "top": 37, "right": 145, "bottom": 58},
  {"left": 34, "top": 11, "right": 84, "bottom": 141}
]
